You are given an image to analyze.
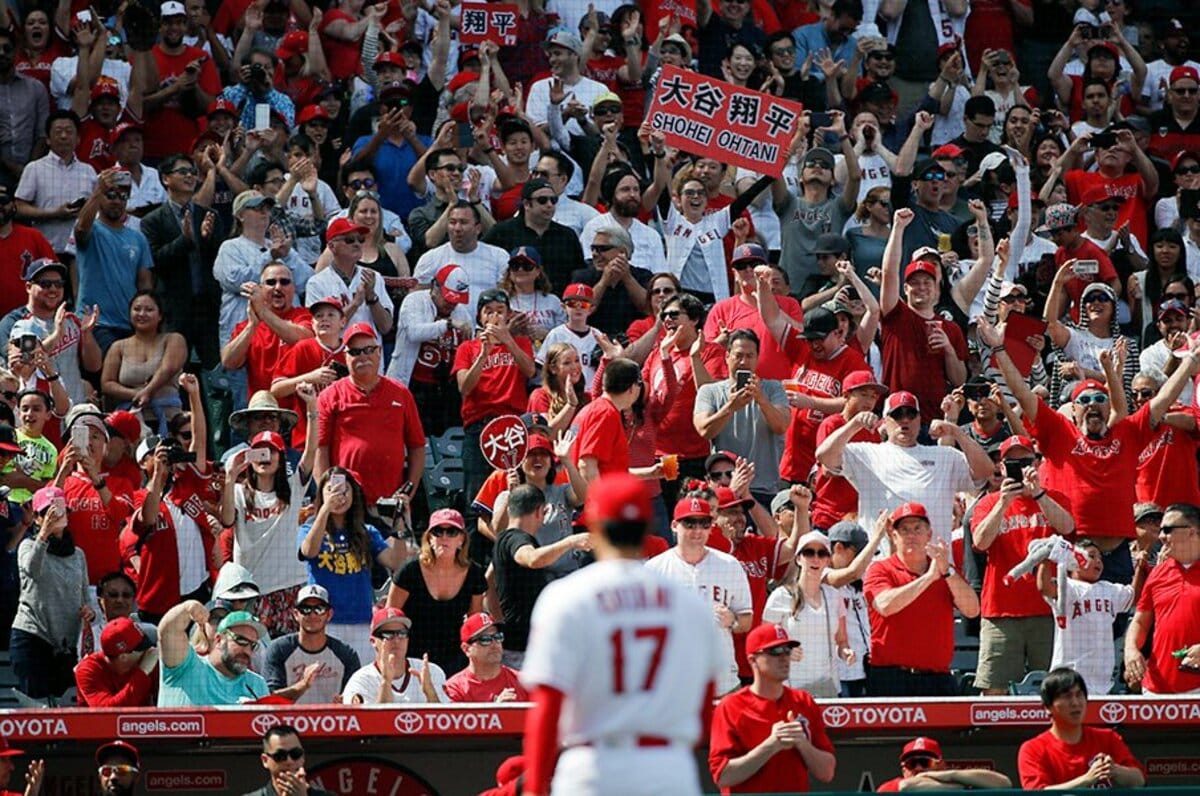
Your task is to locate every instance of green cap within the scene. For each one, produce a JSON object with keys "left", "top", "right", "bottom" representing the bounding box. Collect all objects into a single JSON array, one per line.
[{"left": 216, "top": 610, "right": 268, "bottom": 642}]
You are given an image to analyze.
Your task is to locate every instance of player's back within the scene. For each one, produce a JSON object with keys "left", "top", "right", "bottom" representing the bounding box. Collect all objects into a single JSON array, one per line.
[{"left": 522, "top": 558, "right": 721, "bottom": 747}]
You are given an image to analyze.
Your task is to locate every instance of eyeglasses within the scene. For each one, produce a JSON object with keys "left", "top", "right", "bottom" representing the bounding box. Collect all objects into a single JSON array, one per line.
[
  {"left": 99, "top": 764, "right": 139, "bottom": 777},
  {"left": 1159, "top": 523, "right": 1192, "bottom": 534},
  {"left": 349, "top": 178, "right": 377, "bottom": 189},
  {"left": 708, "top": 469, "right": 734, "bottom": 481},
  {"left": 651, "top": 286, "right": 677, "bottom": 296},
  {"left": 348, "top": 344, "right": 380, "bottom": 356},
  {"left": 375, "top": 628, "right": 409, "bottom": 640},
  {"left": 336, "top": 236, "right": 366, "bottom": 245},
  {"left": 169, "top": 167, "right": 198, "bottom": 176},
  {"left": 430, "top": 526, "right": 463, "bottom": 537},
  {"left": 759, "top": 645, "right": 793, "bottom": 657},
  {"left": 660, "top": 309, "right": 682, "bottom": 320},
  {"left": 681, "top": 518, "right": 712, "bottom": 529},
  {"left": 889, "top": 407, "right": 920, "bottom": 420},
  {"left": 1171, "top": 87, "right": 1200, "bottom": 96},
  {"left": 296, "top": 604, "right": 329, "bottom": 615},
  {"left": 799, "top": 548, "right": 831, "bottom": 559},
  {"left": 564, "top": 299, "right": 590, "bottom": 309},
  {"left": 266, "top": 748, "right": 305, "bottom": 762},
  {"left": 530, "top": 195, "right": 558, "bottom": 205},
  {"left": 227, "top": 633, "right": 259, "bottom": 650},
  {"left": 472, "top": 632, "right": 505, "bottom": 645},
  {"left": 1175, "top": 165, "right": 1200, "bottom": 175},
  {"left": 104, "top": 191, "right": 130, "bottom": 201},
  {"left": 33, "top": 279, "right": 64, "bottom": 289},
  {"left": 263, "top": 277, "right": 293, "bottom": 287},
  {"left": 591, "top": 244, "right": 616, "bottom": 253},
  {"left": 1074, "top": 392, "right": 1109, "bottom": 406}
]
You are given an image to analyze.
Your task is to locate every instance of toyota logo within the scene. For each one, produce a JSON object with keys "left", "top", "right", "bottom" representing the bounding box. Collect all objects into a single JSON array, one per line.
[
  {"left": 251, "top": 714, "right": 281, "bottom": 736},
  {"left": 1098, "top": 702, "right": 1126, "bottom": 725},
  {"left": 822, "top": 705, "right": 850, "bottom": 728},
  {"left": 394, "top": 712, "right": 423, "bottom": 734}
]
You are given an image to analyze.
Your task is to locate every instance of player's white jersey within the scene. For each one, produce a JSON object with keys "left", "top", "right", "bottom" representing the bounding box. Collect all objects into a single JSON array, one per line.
[
  {"left": 521, "top": 558, "right": 723, "bottom": 747},
  {"left": 645, "top": 547, "right": 753, "bottom": 695},
  {"left": 1048, "top": 578, "right": 1134, "bottom": 695}
]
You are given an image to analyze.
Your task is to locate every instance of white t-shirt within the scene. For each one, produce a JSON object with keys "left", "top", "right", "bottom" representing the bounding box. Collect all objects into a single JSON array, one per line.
[
  {"left": 509, "top": 291, "right": 565, "bottom": 345},
  {"left": 645, "top": 547, "right": 752, "bottom": 695},
  {"left": 304, "top": 264, "right": 395, "bottom": 342},
  {"left": 521, "top": 558, "right": 723, "bottom": 746},
  {"left": 525, "top": 74, "right": 610, "bottom": 138},
  {"left": 233, "top": 468, "right": 309, "bottom": 594},
  {"left": 413, "top": 241, "right": 509, "bottom": 312},
  {"left": 126, "top": 165, "right": 166, "bottom": 231},
  {"left": 580, "top": 212, "right": 666, "bottom": 274},
  {"left": 661, "top": 204, "right": 732, "bottom": 300},
  {"left": 537, "top": 324, "right": 601, "bottom": 387},
  {"left": 762, "top": 584, "right": 845, "bottom": 695},
  {"left": 281, "top": 178, "right": 342, "bottom": 265},
  {"left": 839, "top": 442, "right": 978, "bottom": 550},
  {"left": 1142, "top": 59, "right": 1200, "bottom": 113},
  {"left": 342, "top": 658, "right": 449, "bottom": 704},
  {"left": 1049, "top": 578, "right": 1133, "bottom": 696},
  {"left": 1140, "top": 341, "right": 1195, "bottom": 406}
]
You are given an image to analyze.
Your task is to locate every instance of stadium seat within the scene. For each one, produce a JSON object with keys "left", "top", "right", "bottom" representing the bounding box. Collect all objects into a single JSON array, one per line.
[
  {"left": 1009, "top": 670, "right": 1049, "bottom": 696},
  {"left": 433, "top": 428, "right": 465, "bottom": 460}
]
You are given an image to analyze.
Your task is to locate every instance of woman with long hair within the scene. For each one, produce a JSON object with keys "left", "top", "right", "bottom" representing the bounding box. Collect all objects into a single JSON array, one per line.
[
  {"left": 500, "top": 252, "right": 563, "bottom": 350},
  {"left": 762, "top": 532, "right": 854, "bottom": 698},
  {"left": 386, "top": 508, "right": 485, "bottom": 674},
  {"left": 14, "top": 8, "right": 67, "bottom": 89},
  {"left": 1045, "top": 267, "right": 1139, "bottom": 405},
  {"left": 999, "top": 105, "right": 1037, "bottom": 162},
  {"left": 1154, "top": 152, "right": 1200, "bottom": 231},
  {"left": 1128, "top": 233, "right": 1189, "bottom": 345},
  {"left": 528, "top": 343, "right": 589, "bottom": 433},
  {"left": 222, "top": 383, "right": 319, "bottom": 636},
  {"left": 300, "top": 466, "right": 404, "bottom": 661},
  {"left": 100, "top": 290, "right": 188, "bottom": 436},
  {"left": 846, "top": 187, "right": 891, "bottom": 274}
]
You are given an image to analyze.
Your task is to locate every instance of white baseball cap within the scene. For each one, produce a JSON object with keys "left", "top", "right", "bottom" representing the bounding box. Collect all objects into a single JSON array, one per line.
[{"left": 161, "top": 1, "right": 186, "bottom": 16}]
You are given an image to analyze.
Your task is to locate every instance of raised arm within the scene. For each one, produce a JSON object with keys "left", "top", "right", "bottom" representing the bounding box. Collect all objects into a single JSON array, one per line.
[
  {"left": 879, "top": 209, "right": 913, "bottom": 316},
  {"left": 976, "top": 316, "right": 1039, "bottom": 423}
]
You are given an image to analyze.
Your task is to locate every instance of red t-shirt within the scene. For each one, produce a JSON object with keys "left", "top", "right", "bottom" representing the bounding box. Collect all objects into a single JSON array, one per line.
[
  {"left": 625, "top": 315, "right": 660, "bottom": 344},
  {"left": 863, "top": 555, "right": 955, "bottom": 671},
  {"left": 317, "top": 376, "right": 427, "bottom": 503},
  {"left": 472, "top": 466, "right": 569, "bottom": 518},
  {"left": 120, "top": 489, "right": 212, "bottom": 616},
  {"left": 231, "top": 306, "right": 313, "bottom": 400},
  {"left": 708, "top": 530, "right": 788, "bottom": 677},
  {"left": 880, "top": 301, "right": 968, "bottom": 426},
  {"left": 1018, "top": 726, "right": 1144, "bottom": 790},
  {"left": 643, "top": 342, "right": 729, "bottom": 459},
  {"left": 875, "top": 777, "right": 904, "bottom": 792},
  {"left": 1030, "top": 398, "right": 1152, "bottom": 539},
  {"left": 145, "top": 45, "right": 223, "bottom": 160},
  {"left": 810, "top": 414, "right": 878, "bottom": 529},
  {"left": 779, "top": 336, "right": 868, "bottom": 483},
  {"left": 63, "top": 469, "right": 136, "bottom": 585},
  {"left": 211, "top": 0, "right": 254, "bottom": 35},
  {"left": 0, "top": 225, "right": 56, "bottom": 316},
  {"left": 14, "top": 39, "right": 68, "bottom": 90},
  {"left": 272, "top": 337, "right": 345, "bottom": 448},
  {"left": 570, "top": 395, "right": 629, "bottom": 476},
  {"left": 1052, "top": 239, "right": 1118, "bottom": 322},
  {"left": 318, "top": 9, "right": 365, "bottom": 81},
  {"left": 970, "top": 491, "right": 1064, "bottom": 618},
  {"left": 708, "top": 686, "right": 834, "bottom": 795},
  {"left": 1136, "top": 407, "right": 1200, "bottom": 507},
  {"left": 704, "top": 294, "right": 804, "bottom": 380},
  {"left": 1063, "top": 169, "right": 1150, "bottom": 250},
  {"left": 170, "top": 463, "right": 223, "bottom": 538},
  {"left": 77, "top": 116, "right": 117, "bottom": 170},
  {"left": 451, "top": 337, "right": 535, "bottom": 427},
  {"left": 642, "top": 534, "right": 669, "bottom": 558},
  {"left": 74, "top": 651, "right": 156, "bottom": 707},
  {"left": 443, "top": 665, "right": 529, "bottom": 702},
  {"left": 1066, "top": 75, "right": 1134, "bottom": 122},
  {"left": 1136, "top": 558, "right": 1200, "bottom": 694}
]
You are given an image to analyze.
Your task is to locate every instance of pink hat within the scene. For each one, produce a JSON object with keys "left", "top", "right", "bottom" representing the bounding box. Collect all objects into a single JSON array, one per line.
[
  {"left": 31, "top": 485, "right": 66, "bottom": 514},
  {"left": 428, "top": 507, "right": 465, "bottom": 531}
]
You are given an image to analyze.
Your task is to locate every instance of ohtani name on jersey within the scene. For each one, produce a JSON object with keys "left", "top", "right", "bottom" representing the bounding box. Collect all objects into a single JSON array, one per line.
[{"left": 597, "top": 584, "right": 671, "bottom": 613}]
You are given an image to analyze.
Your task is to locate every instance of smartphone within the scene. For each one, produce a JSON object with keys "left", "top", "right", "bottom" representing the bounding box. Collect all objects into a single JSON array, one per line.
[
  {"left": 329, "top": 361, "right": 349, "bottom": 379},
  {"left": 71, "top": 423, "right": 90, "bottom": 452},
  {"left": 113, "top": 170, "right": 133, "bottom": 188},
  {"left": 843, "top": 287, "right": 859, "bottom": 302},
  {"left": 1004, "top": 460, "right": 1026, "bottom": 482},
  {"left": 329, "top": 473, "right": 346, "bottom": 490},
  {"left": 254, "top": 103, "right": 271, "bottom": 132},
  {"left": 1090, "top": 132, "right": 1117, "bottom": 150},
  {"left": 76, "top": 9, "right": 92, "bottom": 22},
  {"left": 456, "top": 122, "right": 474, "bottom": 149},
  {"left": 964, "top": 383, "right": 990, "bottom": 401},
  {"left": 246, "top": 447, "right": 272, "bottom": 464},
  {"left": 809, "top": 111, "right": 833, "bottom": 129},
  {"left": 67, "top": 197, "right": 87, "bottom": 210},
  {"left": 735, "top": 370, "right": 751, "bottom": 390},
  {"left": 50, "top": 496, "right": 66, "bottom": 515},
  {"left": 167, "top": 448, "right": 197, "bottom": 465},
  {"left": 1073, "top": 259, "right": 1100, "bottom": 276}
]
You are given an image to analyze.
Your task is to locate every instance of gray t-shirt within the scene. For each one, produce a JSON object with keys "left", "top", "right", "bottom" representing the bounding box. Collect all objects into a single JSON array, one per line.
[
  {"left": 775, "top": 193, "right": 851, "bottom": 293},
  {"left": 264, "top": 632, "right": 361, "bottom": 705},
  {"left": 694, "top": 379, "right": 788, "bottom": 494}
]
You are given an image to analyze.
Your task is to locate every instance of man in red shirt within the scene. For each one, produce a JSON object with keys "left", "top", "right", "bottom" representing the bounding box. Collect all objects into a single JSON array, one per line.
[
  {"left": 980, "top": 316, "right": 1200, "bottom": 582},
  {"left": 0, "top": 736, "right": 40, "bottom": 796},
  {"left": 0, "top": 186, "right": 56, "bottom": 317},
  {"left": 571, "top": 357, "right": 642, "bottom": 483},
  {"left": 144, "top": 1, "right": 221, "bottom": 161},
  {"left": 74, "top": 616, "right": 158, "bottom": 707},
  {"left": 876, "top": 736, "right": 1012, "bottom": 791},
  {"left": 809, "top": 370, "right": 886, "bottom": 530},
  {"left": 1131, "top": 371, "right": 1200, "bottom": 508},
  {"left": 1018, "top": 667, "right": 1146, "bottom": 789},
  {"left": 708, "top": 623, "right": 837, "bottom": 794},
  {"left": 879, "top": 211, "right": 968, "bottom": 426},
  {"left": 1147, "top": 66, "right": 1200, "bottom": 160},
  {"left": 1124, "top": 503, "right": 1200, "bottom": 695},
  {"left": 970, "top": 436, "right": 1073, "bottom": 694},
  {"left": 316, "top": 323, "right": 426, "bottom": 506},
  {"left": 444, "top": 613, "right": 528, "bottom": 703},
  {"left": 221, "top": 261, "right": 314, "bottom": 399},
  {"left": 863, "top": 502, "right": 980, "bottom": 696},
  {"left": 270, "top": 297, "right": 347, "bottom": 448},
  {"left": 1058, "top": 125, "right": 1158, "bottom": 248}
]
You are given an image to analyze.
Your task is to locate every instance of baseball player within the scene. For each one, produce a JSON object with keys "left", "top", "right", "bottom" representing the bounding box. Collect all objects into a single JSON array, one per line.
[
  {"left": 647, "top": 495, "right": 754, "bottom": 695},
  {"left": 521, "top": 473, "right": 723, "bottom": 796}
]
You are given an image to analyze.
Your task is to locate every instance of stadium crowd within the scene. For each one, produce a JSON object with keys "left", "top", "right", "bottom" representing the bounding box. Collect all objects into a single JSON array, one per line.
[{"left": 0, "top": 0, "right": 1194, "bottom": 775}]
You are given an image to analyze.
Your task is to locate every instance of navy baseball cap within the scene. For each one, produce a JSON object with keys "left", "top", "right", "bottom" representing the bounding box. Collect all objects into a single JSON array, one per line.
[
  {"left": 510, "top": 245, "right": 542, "bottom": 266},
  {"left": 731, "top": 243, "right": 767, "bottom": 266}
]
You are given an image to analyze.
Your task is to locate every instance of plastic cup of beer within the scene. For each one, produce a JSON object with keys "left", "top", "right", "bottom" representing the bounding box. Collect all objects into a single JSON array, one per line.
[
  {"left": 661, "top": 454, "right": 679, "bottom": 481},
  {"left": 783, "top": 379, "right": 802, "bottom": 395}
]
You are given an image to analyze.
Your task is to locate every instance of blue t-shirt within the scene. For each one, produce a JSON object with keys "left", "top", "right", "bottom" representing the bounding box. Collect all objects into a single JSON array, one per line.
[
  {"left": 298, "top": 523, "right": 388, "bottom": 624},
  {"left": 158, "top": 646, "right": 269, "bottom": 706},
  {"left": 350, "top": 134, "right": 428, "bottom": 221},
  {"left": 76, "top": 221, "right": 154, "bottom": 330}
]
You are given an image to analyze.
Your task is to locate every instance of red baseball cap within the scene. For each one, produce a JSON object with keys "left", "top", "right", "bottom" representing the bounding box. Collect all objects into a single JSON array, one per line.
[
  {"left": 890, "top": 501, "right": 929, "bottom": 524},
  {"left": 883, "top": 391, "right": 920, "bottom": 416},
  {"left": 1170, "top": 65, "right": 1200, "bottom": 85},
  {"left": 904, "top": 260, "right": 938, "bottom": 282},
  {"left": 434, "top": 264, "right": 470, "bottom": 305},
  {"left": 429, "top": 507, "right": 465, "bottom": 531},
  {"left": 460, "top": 612, "right": 497, "bottom": 643},
  {"left": 326, "top": 217, "right": 369, "bottom": 241},
  {"left": 714, "top": 486, "right": 754, "bottom": 511},
  {"left": 371, "top": 606, "right": 412, "bottom": 634},
  {"left": 375, "top": 51, "right": 406, "bottom": 69},
  {"left": 842, "top": 370, "right": 887, "bottom": 395},
  {"left": 297, "top": 105, "right": 331, "bottom": 125},
  {"left": 673, "top": 496, "right": 713, "bottom": 521},
  {"left": 95, "top": 740, "right": 139, "bottom": 767},
  {"left": 931, "top": 143, "right": 966, "bottom": 160},
  {"left": 527, "top": 433, "right": 553, "bottom": 455},
  {"left": 309, "top": 295, "right": 346, "bottom": 316},
  {"left": 342, "top": 322, "right": 377, "bottom": 345},
  {"left": 1172, "top": 150, "right": 1200, "bottom": 172},
  {"left": 563, "top": 283, "right": 595, "bottom": 302},
  {"left": 999, "top": 435, "right": 1037, "bottom": 458},
  {"left": 583, "top": 472, "right": 652, "bottom": 527},
  {"left": 1079, "top": 185, "right": 1123, "bottom": 207},
  {"left": 105, "top": 410, "right": 142, "bottom": 443},
  {"left": 1007, "top": 190, "right": 1045, "bottom": 210},
  {"left": 100, "top": 616, "right": 151, "bottom": 657},
  {"left": 1088, "top": 41, "right": 1120, "bottom": 61},
  {"left": 109, "top": 122, "right": 143, "bottom": 146},
  {"left": 745, "top": 623, "right": 799, "bottom": 656},
  {"left": 90, "top": 77, "right": 121, "bottom": 102},
  {"left": 1070, "top": 378, "right": 1108, "bottom": 402},
  {"left": 276, "top": 30, "right": 309, "bottom": 60},
  {"left": 900, "top": 736, "right": 943, "bottom": 762},
  {"left": 0, "top": 738, "right": 21, "bottom": 758},
  {"left": 207, "top": 98, "right": 238, "bottom": 117},
  {"left": 448, "top": 71, "right": 480, "bottom": 94},
  {"left": 936, "top": 41, "right": 959, "bottom": 59},
  {"left": 250, "top": 430, "right": 286, "bottom": 452}
]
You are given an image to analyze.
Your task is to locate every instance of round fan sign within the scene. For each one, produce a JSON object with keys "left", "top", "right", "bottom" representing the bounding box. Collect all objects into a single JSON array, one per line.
[{"left": 479, "top": 415, "right": 528, "bottom": 470}]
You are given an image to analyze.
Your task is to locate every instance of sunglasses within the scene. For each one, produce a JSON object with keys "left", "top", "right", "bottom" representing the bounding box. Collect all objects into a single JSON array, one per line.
[
  {"left": 438, "top": 164, "right": 465, "bottom": 173},
  {"left": 263, "top": 277, "right": 293, "bottom": 287},
  {"left": 227, "top": 633, "right": 259, "bottom": 651},
  {"left": 349, "top": 178, "right": 377, "bottom": 189},
  {"left": 681, "top": 518, "right": 712, "bottom": 529},
  {"left": 509, "top": 260, "right": 538, "bottom": 271},
  {"left": 169, "top": 167, "right": 198, "bottom": 176},
  {"left": 383, "top": 97, "right": 411, "bottom": 107},
  {"left": 1159, "top": 524, "right": 1191, "bottom": 534},
  {"left": 889, "top": 407, "right": 920, "bottom": 420},
  {"left": 266, "top": 748, "right": 304, "bottom": 762},
  {"left": 870, "top": 199, "right": 891, "bottom": 208},
  {"left": 799, "top": 548, "right": 831, "bottom": 559},
  {"left": 348, "top": 345, "right": 379, "bottom": 356},
  {"left": 660, "top": 309, "right": 683, "bottom": 320},
  {"left": 430, "top": 526, "right": 463, "bottom": 537},
  {"left": 336, "top": 236, "right": 365, "bottom": 245},
  {"left": 918, "top": 171, "right": 947, "bottom": 182},
  {"left": 1171, "top": 87, "right": 1200, "bottom": 96},
  {"left": 1, "top": 391, "right": 17, "bottom": 402},
  {"left": 472, "top": 632, "right": 505, "bottom": 645},
  {"left": 904, "top": 756, "right": 937, "bottom": 770},
  {"left": 1074, "top": 392, "right": 1109, "bottom": 406},
  {"left": 1175, "top": 165, "right": 1200, "bottom": 175},
  {"left": 759, "top": 645, "right": 793, "bottom": 657},
  {"left": 661, "top": 45, "right": 685, "bottom": 56},
  {"left": 591, "top": 244, "right": 616, "bottom": 253},
  {"left": 868, "top": 51, "right": 895, "bottom": 60},
  {"left": 375, "top": 628, "right": 409, "bottom": 640},
  {"left": 104, "top": 191, "right": 130, "bottom": 201},
  {"left": 999, "top": 293, "right": 1028, "bottom": 303},
  {"left": 1083, "top": 294, "right": 1114, "bottom": 304},
  {"left": 1133, "top": 388, "right": 1155, "bottom": 399},
  {"left": 1094, "top": 203, "right": 1121, "bottom": 212},
  {"left": 102, "top": 591, "right": 135, "bottom": 600},
  {"left": 564, "top": 299, "right": 591, "bottom": 309},
  {"left": 708, "top": 469, "right": 734, "bottom": 481},
  {"left": 33, "top": 279, "right": 64, "bottom": 289},
  {"left": 530, "top": 195, "right": 559, "bottom": 205},
  {"left": 594, "top": 104, "right": 622, "bottom": 115},
  {"left": 732, "top": 260, "right": 757, "bottom": 270},
  {"left": 99, "top": 764, "right": 139, "bottom": 777},
  {"left": 1164, "top": 292, "right": 1191, "bottom": 301},
  {"left": 296, "top": 604, "right": 329, "bottom": 615},
  {"left": 651, "top": 287, "right": 677, "bottom": 296}
]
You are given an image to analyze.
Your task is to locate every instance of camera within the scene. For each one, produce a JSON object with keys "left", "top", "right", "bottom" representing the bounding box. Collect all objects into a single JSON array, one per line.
[
  {"left": 161, "top": 437, "right": 196, "bottom": 465},
  {"left": 17, "top": 334, "right": 38, "bottom": 355},
  {"left": 964, "top": 383, "right": 991, "bottom": 401},
  {"left": 330, "top": 361, "right": 349, "bottom": 379},
  {"left": 248, "top": 63, "right": 268, "bottom": 82}
]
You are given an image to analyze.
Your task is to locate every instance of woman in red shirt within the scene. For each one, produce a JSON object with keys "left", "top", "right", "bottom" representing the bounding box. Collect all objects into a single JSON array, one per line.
[
  {"left": 13, "top": 9, "right": 68, "bottom": 90},
  {"left": 527, "top": 342, "right": 588, "bottom": 434},
  {"left": 625, "top": 272, "right": 678, "bottom": 343}
]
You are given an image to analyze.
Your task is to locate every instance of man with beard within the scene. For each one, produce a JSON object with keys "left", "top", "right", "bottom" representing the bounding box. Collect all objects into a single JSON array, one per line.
[
  {"left": 413, "top": 202, "right": 508, "bottom": 313},
  {"left": 243, "top": 726, "right": 336, "bottom": 796},
  {"left": 143, "top": 1, "right": 221, "bottom": 162},
  {"left": 0, "top": 198, "right": 57, "bottom": 319},
  {"left": 980, "top": 316, "right": 1200, "bottom": 583},
  {"left": 157, "top": 601, "right": 269, "bottom": 705},
  {"left": 73, "top": 168, "right": 155, "bottom": 354},
  {"left": 95, "top": 740, "right": 141, "bottom": 796},
  {"left": 580, "top": 167, "right": 665, "bottom": 273},
  {"left": 0, "top": 27, "right": 48, "bottom": 187}
]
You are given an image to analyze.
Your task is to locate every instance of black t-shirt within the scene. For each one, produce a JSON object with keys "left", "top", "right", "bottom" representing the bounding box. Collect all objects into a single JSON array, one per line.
[
  {"left": 390, "top": 559, "right": 486, "bottom": 675},
  {"left": 492, "top": 528, "right": 548, "bottom": 651},
  {"left": 568, "top": 266, "right": 653, "bottom": 338}
]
